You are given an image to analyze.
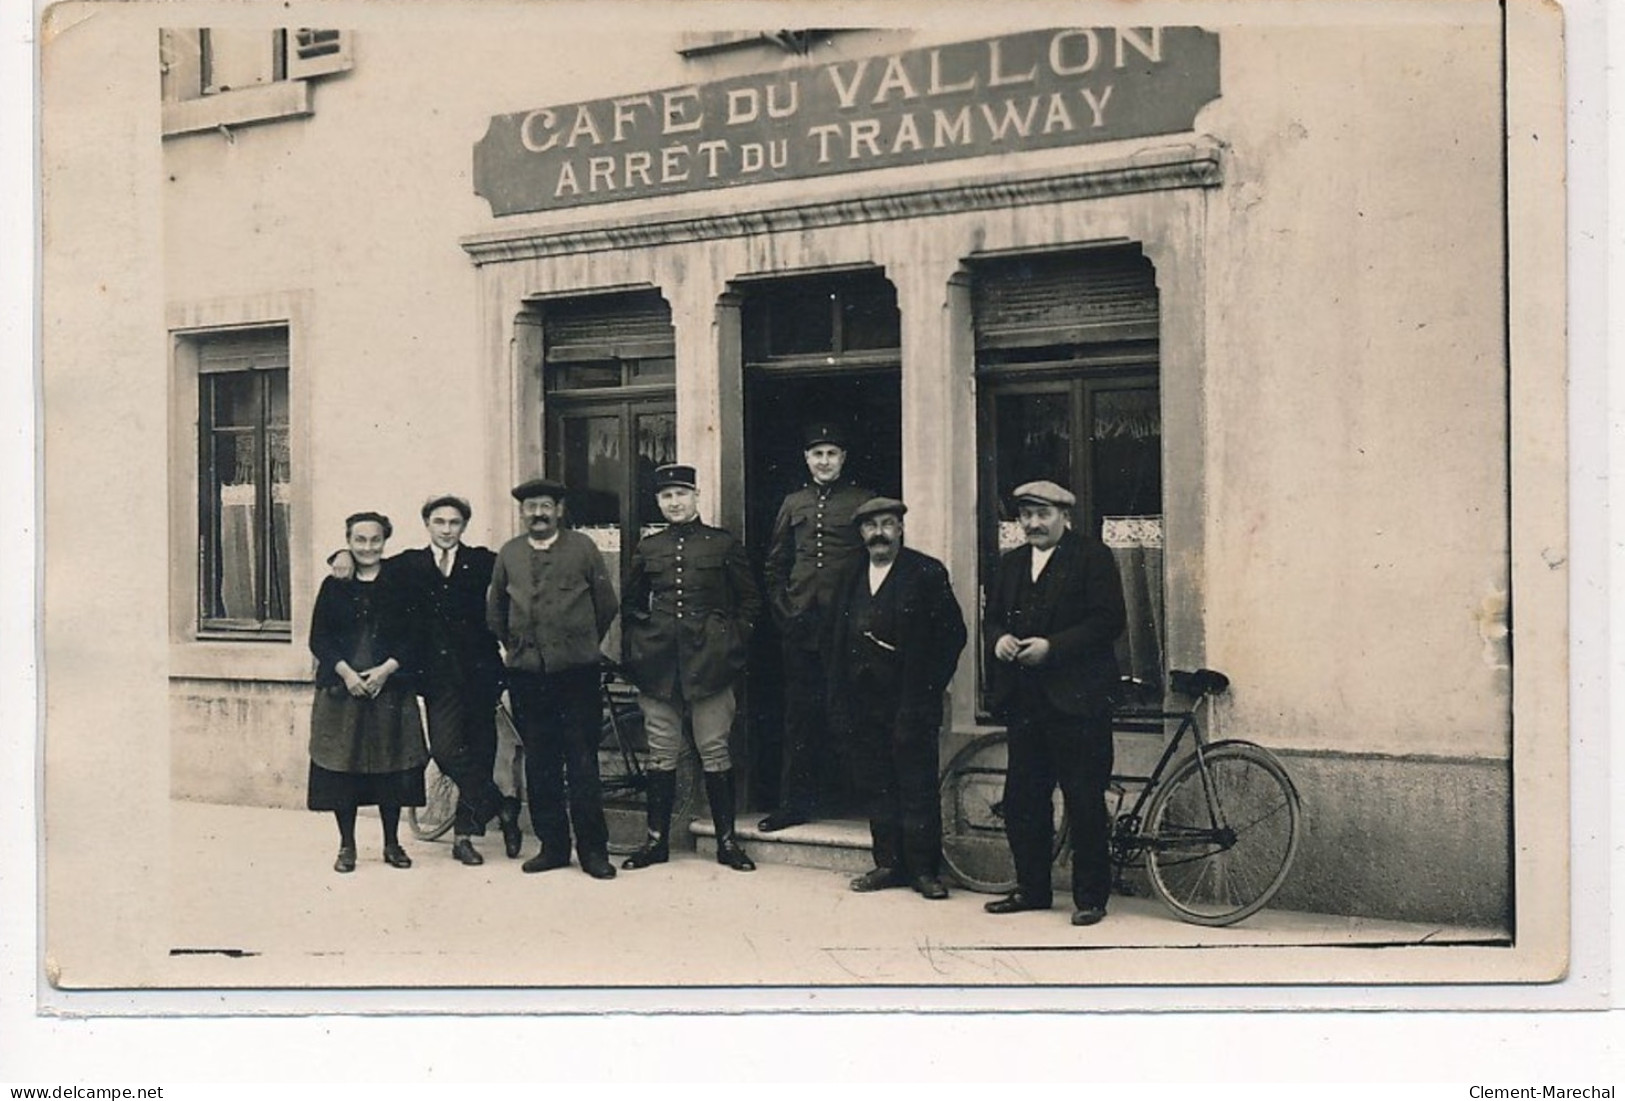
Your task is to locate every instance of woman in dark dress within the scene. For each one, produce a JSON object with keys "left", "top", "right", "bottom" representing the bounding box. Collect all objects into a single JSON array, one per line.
[{"left": 308, "top": 511, "right": 428, "bottom": 872}]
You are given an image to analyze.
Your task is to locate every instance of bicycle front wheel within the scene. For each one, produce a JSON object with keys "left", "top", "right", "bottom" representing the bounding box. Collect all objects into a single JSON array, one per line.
[
  {"left": 409, "top": 759, "right": 459, "bottom": 842},
  {"left": 1143, "top": 741, "right": 1301, "bottom": 926}
]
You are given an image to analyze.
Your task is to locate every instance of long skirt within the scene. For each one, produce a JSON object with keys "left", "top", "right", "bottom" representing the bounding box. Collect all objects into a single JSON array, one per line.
[{"left": 307, "top": 684, "right": 428, "bottom": 811}]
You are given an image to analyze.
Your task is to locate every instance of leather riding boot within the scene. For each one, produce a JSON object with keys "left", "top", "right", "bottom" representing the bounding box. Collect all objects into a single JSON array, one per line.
[
  {"left": 621, "top": 769, "right": 676, "bottom": 870},
  {"left": 705, "top": 769, "right": 755, "bottom": 872}
]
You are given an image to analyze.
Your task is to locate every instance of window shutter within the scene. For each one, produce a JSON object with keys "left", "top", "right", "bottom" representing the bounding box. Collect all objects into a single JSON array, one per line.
[
  {"left": 972, "top": 247, "right": 1159, "bottom": 350},
  {"left": 286, "top": 29, "right": 353, "bottom": 80},
  {"left": 543, "top": 291, "right": 675, "bottom": 363}
]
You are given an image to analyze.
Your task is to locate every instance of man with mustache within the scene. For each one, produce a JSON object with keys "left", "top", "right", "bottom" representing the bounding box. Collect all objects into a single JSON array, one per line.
[
  {"left": 983, "top": 481, "right": 1126, "bottom": 927},
  {"left": 618, "top": 464, "right": 762, "bottom": 873},
  {"left": 487, "top": 478, "right": 621, "bottom": 880},
  {"left": 824, "top": 497, "right": 967, "bottom": 901}
]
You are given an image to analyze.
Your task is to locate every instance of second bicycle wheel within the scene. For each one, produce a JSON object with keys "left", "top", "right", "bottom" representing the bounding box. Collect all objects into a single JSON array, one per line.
[
  {"left": 409, "top": 759, "right": 459, "bottom": 842},
  {"left": 939, "top": 733, "right": 1065, "bottom": 894},
  {"left": 1142, "top": 741, "right": 1302, "bottom": 926}
]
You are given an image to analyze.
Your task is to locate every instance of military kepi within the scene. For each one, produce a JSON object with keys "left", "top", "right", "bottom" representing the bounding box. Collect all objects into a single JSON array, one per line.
[
  {"left": 653, "top": 463, "right": 698, "bottom": 490},
  {"left": 1012, "top": 480, "right": 1077, "bottom": 508},
  {"left": 803, "top": 422, "right": 847, "bottom": 450},
  {"left": 511, "top": 477, "right": 569, "bottom": 503},
  {"left": 851, "top": 496, "right": 908, "bottom": 524}
]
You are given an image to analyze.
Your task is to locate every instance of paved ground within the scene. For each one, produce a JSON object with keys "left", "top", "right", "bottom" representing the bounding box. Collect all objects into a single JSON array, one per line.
[{"left": 158, "top": 799, "right": 1505, "bottom": 996}]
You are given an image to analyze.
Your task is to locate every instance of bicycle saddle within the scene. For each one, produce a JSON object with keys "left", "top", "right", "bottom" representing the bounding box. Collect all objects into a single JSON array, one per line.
[{"left": 1168, "top": 668, "right": 1230, "bottom": 698}]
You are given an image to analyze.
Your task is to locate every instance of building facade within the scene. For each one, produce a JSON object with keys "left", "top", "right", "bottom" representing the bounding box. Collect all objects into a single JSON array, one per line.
[{"left": 159, "top": 16, "right": 1513, "bottom": 926}]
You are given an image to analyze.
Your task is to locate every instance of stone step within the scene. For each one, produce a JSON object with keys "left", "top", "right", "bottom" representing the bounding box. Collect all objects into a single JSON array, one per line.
[{"left": 689, "top": 817, "right": 874, "bottom": 873}]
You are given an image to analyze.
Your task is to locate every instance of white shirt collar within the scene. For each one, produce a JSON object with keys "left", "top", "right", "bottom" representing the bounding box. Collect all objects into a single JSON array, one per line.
[
  {"left": 528, "top": 532, "right": 560, "bottom": 550},
  {"left": 868, "top": 559, "right": 895, "bottom": 594},
  {"left": 1030, "top": 544, "right": 1057, "bottom": 581}
]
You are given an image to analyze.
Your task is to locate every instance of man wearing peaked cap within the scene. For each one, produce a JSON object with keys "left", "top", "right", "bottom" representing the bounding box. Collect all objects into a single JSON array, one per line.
[
  {"left": 983, "top": 479, "right": 1126, "bottom": 928},
  {"left": 823, "top": 495, "right": 966, "bottom": 902},
  {"left": 759, "top": 420, "right": 874, "bottom": 833},
  {"left": 487, "top": 476, "right": 621, "bottom": 880},
  {"left": 619, "top": 463, "right": 763, "bottom": 873}
]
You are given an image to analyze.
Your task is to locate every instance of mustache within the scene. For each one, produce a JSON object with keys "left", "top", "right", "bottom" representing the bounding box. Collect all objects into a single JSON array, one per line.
[{"left": 865, "top": 534, "right": 895, "bottom": 547}]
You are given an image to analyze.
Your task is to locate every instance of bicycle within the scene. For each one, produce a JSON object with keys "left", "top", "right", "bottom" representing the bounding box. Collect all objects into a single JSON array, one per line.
[
  {"left": 409, "top": 659, "right": 695, "bottom": 853},
  {"left": 939, "top": 668, "right": 1303, "bottom": 927}
]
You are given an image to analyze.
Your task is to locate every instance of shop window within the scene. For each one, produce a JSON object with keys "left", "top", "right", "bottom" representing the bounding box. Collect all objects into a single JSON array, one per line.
[
  {"left": 195, "top": 330, "right": 291, "bottom": 638},
  {"left": 160, "top": 28, "right": 353, "bottom": 136},
  {"left": 973, "top": 246, "right": 1164, "bottom": 701},
  {"left": 537, "top": 291, "right": 677, "bottom": 596}
]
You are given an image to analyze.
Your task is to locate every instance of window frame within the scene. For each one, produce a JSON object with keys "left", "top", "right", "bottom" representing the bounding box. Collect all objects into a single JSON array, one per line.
[
  {"left": 194, "top": 332, "right": 292, "bottom": 640},
  {"left": 160, "top": 27, "right": 353, "bottom": 137}
]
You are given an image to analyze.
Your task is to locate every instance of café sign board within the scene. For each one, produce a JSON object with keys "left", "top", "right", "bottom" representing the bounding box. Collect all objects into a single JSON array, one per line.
[{"left": 473, "top": 27, "right": 1220, "bottom": 216}]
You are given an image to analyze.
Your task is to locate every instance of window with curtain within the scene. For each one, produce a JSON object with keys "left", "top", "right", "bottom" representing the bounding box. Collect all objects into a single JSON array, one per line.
[
  {"left": 197, "top": 330, "right": 291, "bottom": 638},
  {"left": 538, "top": 291, "right": 678, "bottom": 611},
  {"left": 972, "top": 245, "right": 1164, "bottom": 707}
]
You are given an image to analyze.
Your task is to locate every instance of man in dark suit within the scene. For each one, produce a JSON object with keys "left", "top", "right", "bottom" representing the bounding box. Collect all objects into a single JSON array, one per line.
[
  {"left": 619, "top": 464, "right": 763, "bottom": 873},
  {"left": 825, "top": 497, "right": 967, "bottom": 901},
  {"left": 983, "top": 481, "right": 1126, "bottom": 926},
  {"left": 335, "top": 495, "right": 521, "bottom": 865}
]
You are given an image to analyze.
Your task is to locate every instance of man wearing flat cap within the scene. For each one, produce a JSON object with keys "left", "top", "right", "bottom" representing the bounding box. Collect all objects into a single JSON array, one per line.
[
  {"left": 983, "top": 480, "right": 1126, "bottom": 927},
  {"left": 824, "top": 497, "right": 967, "bottom": 901},
  {"left": 487, "top": 478, "right": 621, "bottom": 880},
  {"left": 619, "top": 464, "right": 763, "bottom": 873},
  {"left": 759, "top": 421, "right": 875, "bottom": 832},
  {"left": 329, "top": 494, "right": 520, "bottom": 866}
]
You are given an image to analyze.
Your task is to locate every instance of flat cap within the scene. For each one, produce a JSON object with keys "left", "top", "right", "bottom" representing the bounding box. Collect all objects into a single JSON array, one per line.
[
  {"left": 851, "top": 496, "right": 908, "bottom": 524},
  {"left": 653, "top": 463, "right": 698, "bottom": 491},
  {"left": 510, "top": 478, "right": 569, "bottom": 503},
  {"left": 1012, "top": 480, "right": 1076, "bottom": 508},
  {"left": 803, "top": 422, "right": 848, "bottom": 450}
]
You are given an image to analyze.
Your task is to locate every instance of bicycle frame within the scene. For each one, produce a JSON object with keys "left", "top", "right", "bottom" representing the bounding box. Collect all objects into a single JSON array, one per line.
[{"left": 1108, "top": 700, "right": 1218, "bottom": 866}]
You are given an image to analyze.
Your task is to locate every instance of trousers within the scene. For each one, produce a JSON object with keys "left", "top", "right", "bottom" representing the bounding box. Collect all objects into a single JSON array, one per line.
[
  {"left": 422, "top": 681, "right": 504, "bottom": 835},
  {"left": 846, "top": 680, "right": 942, "bottom": 877},
  {"left": 507, "top": 665, "right": 609, "bottom": 859},
  {"left": 1004, "top": 696, "right": 1115, "bottom": 909}
]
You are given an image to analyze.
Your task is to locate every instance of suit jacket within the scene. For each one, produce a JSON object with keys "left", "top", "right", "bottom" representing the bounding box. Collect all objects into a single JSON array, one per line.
[
  {"left": 382, "top": 544, "right": 504, "bottom": 698},
  {"left": 824, "top": 546, "right": 967, "bottom": 732},
  {"left": 621, "top": 519, "right": 761, "bottom": 703},
  {"left": 984, "top": 529, "right": 1126, "bottom": 719}
]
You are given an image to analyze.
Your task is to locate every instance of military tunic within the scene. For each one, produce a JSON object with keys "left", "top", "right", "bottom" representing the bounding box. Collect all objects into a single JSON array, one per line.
[{"left": 621, "top": 519, "right": 762, "bottom": 705}]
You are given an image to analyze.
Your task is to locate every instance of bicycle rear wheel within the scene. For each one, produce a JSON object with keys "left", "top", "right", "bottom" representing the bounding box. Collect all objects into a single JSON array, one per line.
[
  {"left": 409, "top": 759, "right": 459, "bottom": 842},
  {"left": 939, "top": 733, "right": 1066, "bottom": 894},
  {"left": 1143, "top": 741, "right": 1301, "bottom": 926}
]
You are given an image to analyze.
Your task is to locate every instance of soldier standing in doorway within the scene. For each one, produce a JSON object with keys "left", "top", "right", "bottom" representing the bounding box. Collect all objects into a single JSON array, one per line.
[
  {"left": 759, "top": 422, "right": 874, "bottom": 832},
  {"left": 619, "top": 463, "right": 763, "bottom": 872}
]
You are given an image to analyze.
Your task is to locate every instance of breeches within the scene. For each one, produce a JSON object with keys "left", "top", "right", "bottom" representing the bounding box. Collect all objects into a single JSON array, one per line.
[{"left": 638, "top": 687, "right": 736, "bottom": 773}]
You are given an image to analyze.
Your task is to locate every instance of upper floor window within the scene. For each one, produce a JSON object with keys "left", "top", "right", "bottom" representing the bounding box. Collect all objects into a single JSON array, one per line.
[
  {"left": 196, "top": 330, "right": 291, "bottom": 638},
  {"left": 160, "top": 28, "right": 352, "bottom": 136}
]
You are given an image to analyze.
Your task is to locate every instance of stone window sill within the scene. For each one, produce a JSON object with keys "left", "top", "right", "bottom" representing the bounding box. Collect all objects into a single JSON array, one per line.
[{"left": 162, "top": 81, "right": 310, "bottom": 138}]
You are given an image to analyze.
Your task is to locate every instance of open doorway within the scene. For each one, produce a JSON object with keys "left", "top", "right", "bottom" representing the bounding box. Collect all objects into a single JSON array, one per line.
[{"left": 735, "top": 267, "right": 902, "bottom": 815}]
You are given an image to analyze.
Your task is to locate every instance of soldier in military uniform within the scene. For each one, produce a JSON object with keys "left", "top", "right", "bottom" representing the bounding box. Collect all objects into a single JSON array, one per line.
[
  {"left": 758, "top": 422, "right": 874, "bottom": 832},
  {"left": 619, "top": 464, "right": 763, "bottom": 872}
]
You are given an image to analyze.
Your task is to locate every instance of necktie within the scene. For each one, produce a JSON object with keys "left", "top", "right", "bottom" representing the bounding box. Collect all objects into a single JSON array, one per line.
[{"left": 439, "top": 549, "right": 453, "bottom": 577}]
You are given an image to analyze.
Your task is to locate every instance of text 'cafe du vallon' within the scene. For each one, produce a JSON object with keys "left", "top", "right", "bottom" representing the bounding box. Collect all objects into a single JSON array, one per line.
[{"left": 473, "top": 27, "right": 1222, "bottom": 215}]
